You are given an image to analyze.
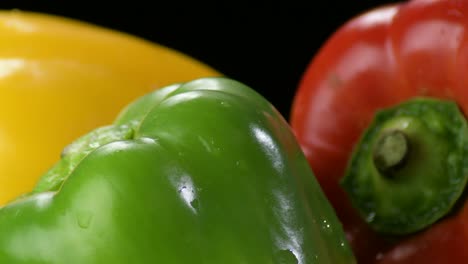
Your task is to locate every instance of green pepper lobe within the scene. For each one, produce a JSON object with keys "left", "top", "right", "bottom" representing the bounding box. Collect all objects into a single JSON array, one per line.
[
  {"left": 341, "top": 97, "right": 468, "bottom": 235},
  {"left": 0, "top": 77, "right": 356, "bottom": 263}
]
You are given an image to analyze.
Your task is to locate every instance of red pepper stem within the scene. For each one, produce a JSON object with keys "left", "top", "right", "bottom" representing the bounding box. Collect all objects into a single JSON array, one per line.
[
  {"left": 341, "top": 97, "right": 468, "bottom": 235},
  {"left": 373, "top": 130, "right": 409, "bottom": 174}
]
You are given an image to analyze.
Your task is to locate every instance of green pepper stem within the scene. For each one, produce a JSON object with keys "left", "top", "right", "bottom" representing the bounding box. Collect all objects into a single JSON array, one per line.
[{"left": 373, "top": 130, "right": 409, "bottom": 174}]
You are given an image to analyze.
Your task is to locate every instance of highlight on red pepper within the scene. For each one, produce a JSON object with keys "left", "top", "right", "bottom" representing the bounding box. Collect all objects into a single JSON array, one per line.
[
  {"left": 0, "top": 77, "right": 357, "bottom": 263},
  {"left": 290, "top": 0, "right": 468, "bottom": 263}
]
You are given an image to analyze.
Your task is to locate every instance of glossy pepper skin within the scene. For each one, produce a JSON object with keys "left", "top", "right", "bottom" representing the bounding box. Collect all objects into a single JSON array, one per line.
[
  {"left": 290, "top": 0, "right": 468, "bottom": 263},
  {"left": 0, "top": 77, "right": 356, "bottom": 263},
  {"left": 0, "top": 10, "right": 219, "bottom": 205}
]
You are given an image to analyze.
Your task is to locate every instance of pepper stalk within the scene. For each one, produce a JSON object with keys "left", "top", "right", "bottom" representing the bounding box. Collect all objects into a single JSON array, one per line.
[{"left": 340, "top": 97, "right": 468, "bottom": 235}]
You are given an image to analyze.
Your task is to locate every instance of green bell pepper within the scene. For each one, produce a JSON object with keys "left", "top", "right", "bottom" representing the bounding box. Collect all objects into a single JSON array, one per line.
[{"left": 0, "top": 77, "right": 356, "bottom": 263}]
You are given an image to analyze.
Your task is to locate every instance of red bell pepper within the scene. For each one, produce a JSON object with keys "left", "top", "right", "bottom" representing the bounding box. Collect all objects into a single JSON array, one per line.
[{"left": 290, "top": 0, "right": 468, "bottom": 263}]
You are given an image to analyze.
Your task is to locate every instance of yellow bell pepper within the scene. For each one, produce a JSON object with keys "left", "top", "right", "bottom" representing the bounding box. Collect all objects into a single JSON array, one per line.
[{"left": 0, "top": 10, "right": 220, "bottom": 204}]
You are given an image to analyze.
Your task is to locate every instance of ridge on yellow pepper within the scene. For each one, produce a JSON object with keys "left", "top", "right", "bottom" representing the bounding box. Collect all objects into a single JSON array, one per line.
[{"left": 0, "top": 9, "right": 220, "bottom": 205}]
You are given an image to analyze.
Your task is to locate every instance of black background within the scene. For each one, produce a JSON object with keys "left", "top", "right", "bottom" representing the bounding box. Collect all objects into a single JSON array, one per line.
[{"left": 0, "top": 0, "right": 399, "bottom": 118}]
